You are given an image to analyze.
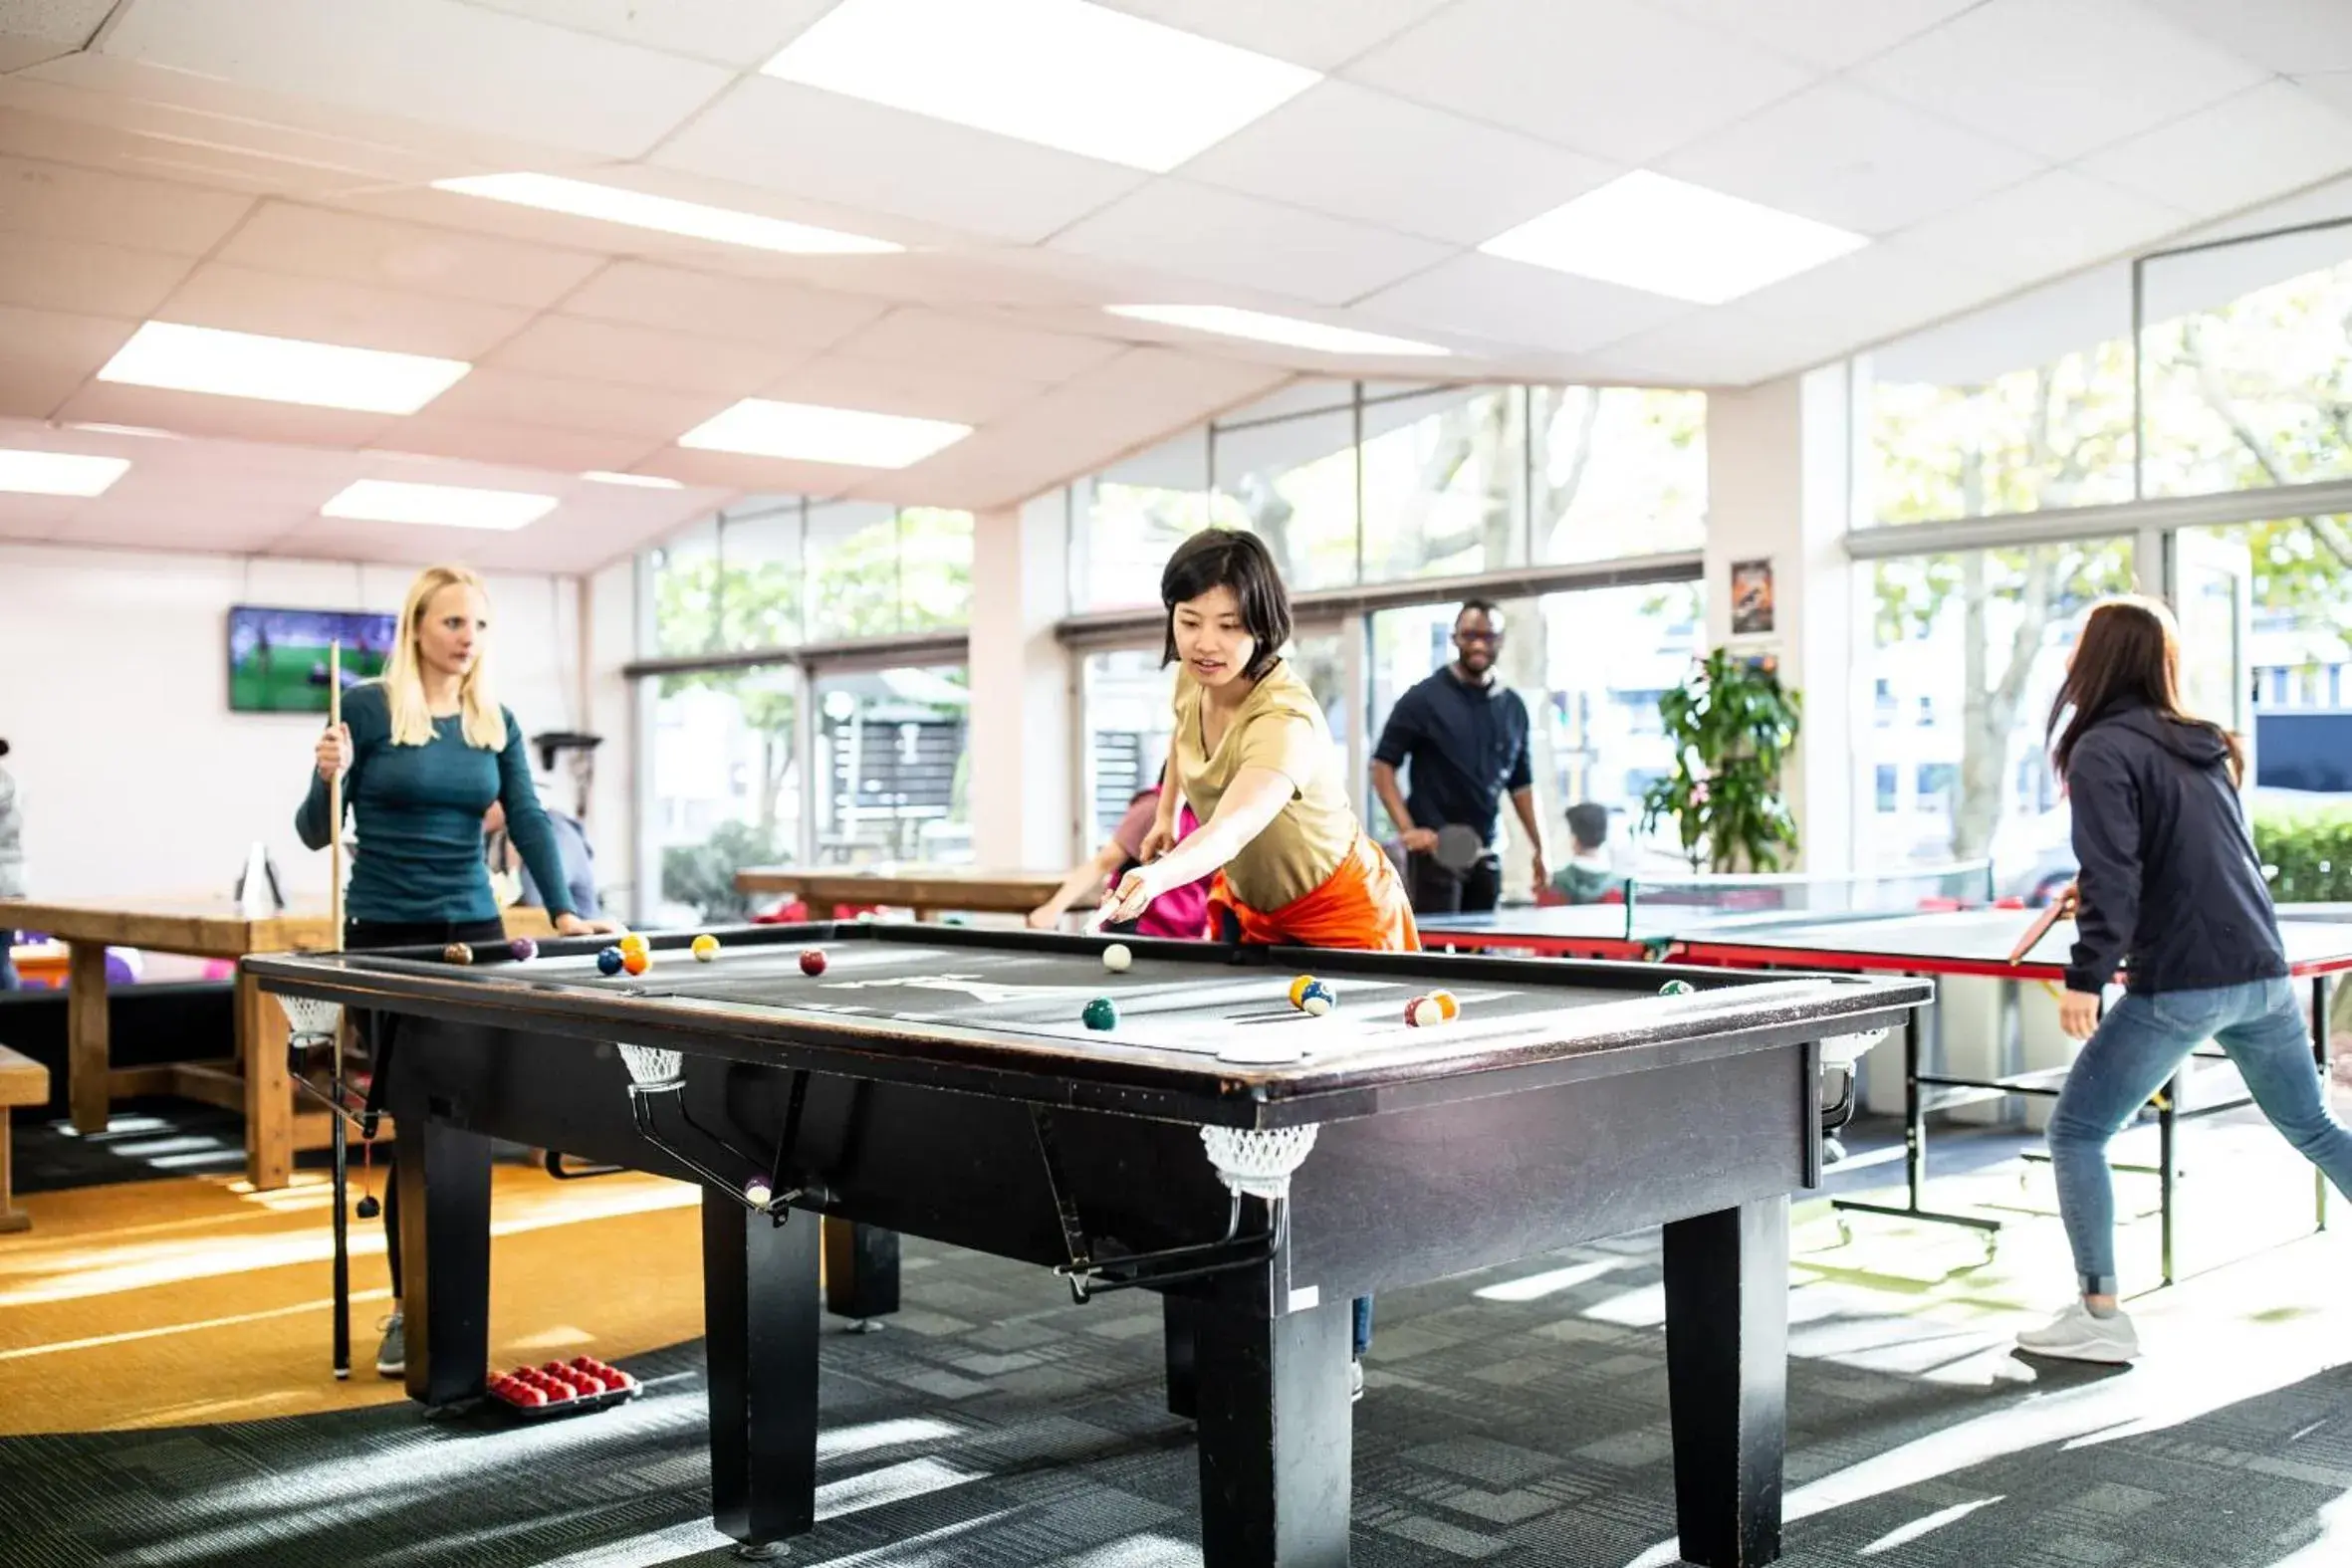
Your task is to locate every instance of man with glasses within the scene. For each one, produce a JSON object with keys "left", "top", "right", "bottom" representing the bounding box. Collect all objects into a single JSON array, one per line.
[{"left": 1370, "top": 600, "right": 1547, "bottom": 916}]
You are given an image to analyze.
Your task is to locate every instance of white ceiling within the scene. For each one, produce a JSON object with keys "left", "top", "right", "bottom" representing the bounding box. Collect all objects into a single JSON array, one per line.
[{"left": 0, "top": 0, "right": 2347, "bottom": 569}]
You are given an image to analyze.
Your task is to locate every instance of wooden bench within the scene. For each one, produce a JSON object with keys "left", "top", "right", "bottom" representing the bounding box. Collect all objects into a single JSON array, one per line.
[{"left": 0, "top": 1044, "right": 50, "bottom": 1232}]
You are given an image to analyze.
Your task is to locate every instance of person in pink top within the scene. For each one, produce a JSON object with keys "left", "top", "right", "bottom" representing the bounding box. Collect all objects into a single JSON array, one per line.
[{"left": 1028, "top": 784, "right": 1210, "bottom": 940}]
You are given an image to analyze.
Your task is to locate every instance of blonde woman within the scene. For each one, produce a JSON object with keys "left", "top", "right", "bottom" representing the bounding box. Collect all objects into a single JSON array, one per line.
[{"left": 297, "top": 564, "right": 616, "bottom": 1377}]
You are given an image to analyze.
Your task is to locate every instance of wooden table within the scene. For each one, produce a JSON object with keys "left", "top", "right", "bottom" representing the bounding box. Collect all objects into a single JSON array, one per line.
[
  {"left": 4, "top": 897, "right": 555, "bottom": 1191},
  {"left": 733, "top": 865, "right": 1066, "bottom": 920}
]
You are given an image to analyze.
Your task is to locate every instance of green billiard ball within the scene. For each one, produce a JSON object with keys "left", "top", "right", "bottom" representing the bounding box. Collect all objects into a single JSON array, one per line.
[
  {"left": 1081, "top": 997, "right": 1119, "bottom": 1030},
  {"left": 1659, "top": 979, "right": 1697, "bottom": 996}
]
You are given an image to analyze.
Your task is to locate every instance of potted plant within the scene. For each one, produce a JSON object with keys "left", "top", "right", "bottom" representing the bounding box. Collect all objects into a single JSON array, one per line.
[{"left": 1640, "top": 650, "right": 1802, "bottom": 873}]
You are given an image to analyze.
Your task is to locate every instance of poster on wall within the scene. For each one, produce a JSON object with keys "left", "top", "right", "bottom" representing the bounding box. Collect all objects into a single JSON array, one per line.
[{"left": 1730, "top": 559, "right": 1775, "bottom": 635}]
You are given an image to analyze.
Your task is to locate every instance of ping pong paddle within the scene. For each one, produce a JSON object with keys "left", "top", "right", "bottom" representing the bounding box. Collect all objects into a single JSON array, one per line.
[
  {"left": 2006, "top": 881, "right": 2079, "bottom": 964},
  {"left": 1434, "top": 823, "right": 1484, "bottom": 873}
]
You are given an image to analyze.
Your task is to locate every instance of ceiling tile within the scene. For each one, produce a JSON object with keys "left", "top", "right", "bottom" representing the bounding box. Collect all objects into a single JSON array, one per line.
[
  {"left": 1355, "top": 252, "right": 1693, "bottom": 354},
  {"left": 457, "top": 0, "right": 839, "bottom": 67},
  {"left": 52, "top": 381, "right": 400, "bottom": 449},
  {"left": 0, "top": 304, "right": 134, "bottom": 418},
  {"left": 0, "top": 493, "right": 82, "bottom": 542},
  {"left": 626, "top": 445, "right": 864, "bottom": 496},
  {"left": 1346, "top": 0, "right": 1816, "bottom": 163},
  {"left": 2076, "top": 81, "right": 2352, "bottom": 215},
  {"left": 0, "top": 38, "right": 76, "bottom": 73},
  {"left": 99, "top": 0, "right": 732, "bottom": 158},
  {"left": 561, "top": 262, "right": 889, "bottom": 353},
  {"left": 421, "top": 368, "right": 728, "bottom": 439},
  {"left": 1643, "top": 0, "right": 1981, "bottom": 70},
  {"left": 1048, "top": 181, "right": 1449, "bottom": 306},
  {"left": 1093, "top": 0, "right": 1456, "bottom": 70},
  {"left": 368, "top": 416, "right": 659, "bottom": 474},
  {"left": 1660, "top": 81, "right": 2043, "bottom": 235},
  {"left": 1894, "top": 168, "right": 2189, "bottom": 289},
  {"left": 828, "top": 308, "right": 1126, "bottom": 382},
  {"left": 1855, "top": 0, "right": 2267, "bottom": 161},
  {"left": 215, "top": 204, "right": 607, "bottom": 310},
  {"left": 2304, "top": 72, "right": 2352, "bottom": 119},
  {"left": 0, "top": 232, "right": 192, "bottom": 318},
  {"left": 648, "top": 78, "right": 1149, "bottom": 244},
  {"left": 2140, "top": 0, "right": 2352, "bottom": 75},
  {"left": 157, "top": 263, "right": 535, "bottom": 360},
  {"left": 485, "top": 316, "right": 805, "bottom": 397},
  {"left": 1179, "top": 80, "right": 1618, "bottom": 244},
  {"left": 0, "top": 153, "right": 254, "bottom": 254},
  {"left": 0, "top": 86, "right": 453, "bottom": 197},
  {"left": 760, "top": 354, "right": 1053, "bottom": 425}
]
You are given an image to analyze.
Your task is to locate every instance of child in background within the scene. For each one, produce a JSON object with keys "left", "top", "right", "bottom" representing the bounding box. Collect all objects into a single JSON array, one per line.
[
  {"left": 1031, "top": 784, "right": 1210, "bottom": 939},
  {"left": 1550, "top": 801, "right": 1626, "bottom": 904}
]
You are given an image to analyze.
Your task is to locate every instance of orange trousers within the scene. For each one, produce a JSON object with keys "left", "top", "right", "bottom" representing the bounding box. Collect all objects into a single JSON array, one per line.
[{"left": 1208, "top": 832, "right": 1421, "bottom": 952}]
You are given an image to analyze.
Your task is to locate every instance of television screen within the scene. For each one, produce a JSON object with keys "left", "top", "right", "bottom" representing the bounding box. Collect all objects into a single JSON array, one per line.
[{"left": 228, "top": 604, "right": 397, "bottom": 714}]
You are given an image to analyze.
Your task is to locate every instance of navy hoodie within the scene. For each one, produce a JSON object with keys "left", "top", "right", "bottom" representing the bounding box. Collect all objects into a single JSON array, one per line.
[{"left": 2064, "top": 700, "right": 2285, "bottom": 996}]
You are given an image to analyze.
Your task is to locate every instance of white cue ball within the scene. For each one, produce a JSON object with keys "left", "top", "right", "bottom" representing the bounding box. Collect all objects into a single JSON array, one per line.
[
  {"left": 1102, "top": 943, "right": 1133, "bottom": 973},
  {"left": 1409, "top": 997, "right": 1444, "bottom": 1027}
]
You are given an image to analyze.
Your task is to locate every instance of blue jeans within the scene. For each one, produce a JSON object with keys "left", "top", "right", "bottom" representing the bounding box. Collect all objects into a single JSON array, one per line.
[
  {"left": 1353, "top": 1295, "right": 1373, "bottom": 1358},
  {"left": 2047, "top": 979, "right": 2352, "bottom": 1296}
]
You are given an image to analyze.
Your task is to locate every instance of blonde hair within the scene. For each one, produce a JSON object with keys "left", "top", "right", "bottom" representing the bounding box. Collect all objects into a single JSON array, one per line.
[{"left": 383, "top": 564, "right": 505, "bottom": 749}]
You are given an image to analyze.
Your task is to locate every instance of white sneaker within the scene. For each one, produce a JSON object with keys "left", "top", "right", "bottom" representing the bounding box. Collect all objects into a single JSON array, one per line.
[
  {"left": 2015, "top": 1301, "right": 2139, "bottom": 1364},
  {"left": 1349, "top": 1358, "right": 1364, "bottom": 1403}
]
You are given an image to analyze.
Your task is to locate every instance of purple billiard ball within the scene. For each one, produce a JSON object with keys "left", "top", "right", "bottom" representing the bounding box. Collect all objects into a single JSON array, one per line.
[{"left": 509, "top": 937, "right": 539, "bottom": 963}]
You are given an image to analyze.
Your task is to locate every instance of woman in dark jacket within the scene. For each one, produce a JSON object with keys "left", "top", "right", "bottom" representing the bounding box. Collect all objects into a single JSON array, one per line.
[{"left": 2020, "top": 596, "right": 2352, "bottom": 1363}]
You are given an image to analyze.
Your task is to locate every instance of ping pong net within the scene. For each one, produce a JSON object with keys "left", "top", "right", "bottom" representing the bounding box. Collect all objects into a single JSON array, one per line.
[{"left": 1614, "top": 859, "right": 1997, "bottom": 940}]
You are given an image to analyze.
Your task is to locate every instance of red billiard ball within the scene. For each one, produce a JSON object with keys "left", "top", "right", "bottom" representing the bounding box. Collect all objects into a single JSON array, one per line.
[
  {"left": 799, "top": 948, "right": 827, "bottom": 977},
  {"left": 513, "top": 1386, "right": 546, "bottom": 1407}
]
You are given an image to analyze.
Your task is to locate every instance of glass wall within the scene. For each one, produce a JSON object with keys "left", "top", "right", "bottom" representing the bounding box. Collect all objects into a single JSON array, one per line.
[
  {"left": 2183, "top": 517, "right": 2352, "bottom": 794},
  {"left": 648, "top": 663, "right": 802, "bottom": 925},
  {"left": 1066, "top": 381, "right": 1708, "bottom": 611},
  {"left": 812, "top": 665, "right": 971, "bottom": 864},
  {"left": 1080, "top": 647, "right": 1177, "bottom": 848},
  {"left": 1860, "top": 540, "right": 2136, "bottom": 896},
  {"left": 650, "top": 499, "right": 974, "bottom": 654}
]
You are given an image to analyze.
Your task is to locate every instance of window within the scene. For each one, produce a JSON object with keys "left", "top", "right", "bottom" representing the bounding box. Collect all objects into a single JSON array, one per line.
[
  {"left": 1211, "top": 407, "right": 1357, "bottom": 591},
  {"left": 647, "top": 664, "right": 802, "bottom": 925},
  {"left": 1081, "top": 647, "right": 1176, "bottom": 848},
  {"left": 805, "top": 504, "right": 974, "bottom": 640},
  {"left": 1357, "top": 386, "right": 1527, "bottom": 580},
  {"left": 2181, "top": 518, "right": 2352, "bottom": 795},
  {"left": 1533, "top": 387, "right": 1707, "bottom": 561},
  {"left": 2141, "top": 224, "right": 2352, "bottom": 500},
  {"left": 651, "top": 501, "right": 973, "bottom": 652},
  {"left": 1875, "top": 765, "right": 1898, "bottom": 812},
  {"left": 1861, "top": 540, "right": 2136, "bottom": 894},
  {"left": 812, "top": 666, "right": 970, "bottom": 864},
  {"left": 1873, "top": 678, "right": 1895, "bottom": 727},
  {"left": 1070, "top": 432, "right": 1215, "bottom": 612}
]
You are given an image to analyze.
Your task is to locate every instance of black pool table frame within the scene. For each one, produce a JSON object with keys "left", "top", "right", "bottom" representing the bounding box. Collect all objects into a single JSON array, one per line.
[{"left": 248, "top": 922, "right": 1928, "bottom": 1568}]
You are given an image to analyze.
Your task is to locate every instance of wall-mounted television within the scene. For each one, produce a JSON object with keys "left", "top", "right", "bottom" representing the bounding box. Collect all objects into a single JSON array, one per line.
[{"left": 228, "top": 604, "right": 396, "bottom": 714}]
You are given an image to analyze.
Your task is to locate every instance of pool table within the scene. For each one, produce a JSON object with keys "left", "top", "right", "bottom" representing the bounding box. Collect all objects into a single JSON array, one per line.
[{"left": 246, "top": 923, "right": 1927, "bottom": 1568}]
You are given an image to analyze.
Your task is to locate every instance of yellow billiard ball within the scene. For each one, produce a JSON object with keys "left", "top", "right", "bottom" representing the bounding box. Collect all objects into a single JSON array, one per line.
[
  {"left": 617, "top": 932, "right": 650, "bottom": 958},
  {"left": 691, "top": 934, "right": 720, "bottom": 963},
  {"left": 1289, "top": 974, "right": 1318, "bottom": 1010}
]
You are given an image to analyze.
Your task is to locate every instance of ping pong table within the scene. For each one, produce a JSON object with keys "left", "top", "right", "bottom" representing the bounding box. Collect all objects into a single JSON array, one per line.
[{"left": 1425, "top": 902, "right": 2352, "bottom": 1287}]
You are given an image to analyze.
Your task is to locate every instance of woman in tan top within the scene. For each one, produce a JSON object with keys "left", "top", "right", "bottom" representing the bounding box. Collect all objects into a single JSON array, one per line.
[{"left": 1098, "top": 529, "right": 1417, "bottom": 951}]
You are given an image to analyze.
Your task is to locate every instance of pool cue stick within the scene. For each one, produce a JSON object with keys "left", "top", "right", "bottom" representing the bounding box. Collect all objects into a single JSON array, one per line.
[{"left": 327, "top": 639, "right": 351, "bottom": 1379}]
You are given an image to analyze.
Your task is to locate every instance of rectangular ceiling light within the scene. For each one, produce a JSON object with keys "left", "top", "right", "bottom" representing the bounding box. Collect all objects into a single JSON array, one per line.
[
  {"left": 678, "top": 399, "right": 971, "bottom": 469},
  {"left": 762, "top": 0, "right": 1318, "bottom": 172},
  {"left": 1480, "top": 171, "right": 1870, "bottom": 306},
  {"left": 1106, "top": 305, "right": 1451, "bottom": 357},
  {"left": 322, "top": 479, "right": 557, "bottom": 531},
  {"left": 581, "top": 470, "right": 685, "bottom": 489},
  {"left": 98, "top": 323, "right": 470, "bottom": 414},
  {"left": 433, "top": 172, "right": 901, "bottom": 255},
  {"left": 0, "top": 450, "right": 130, "bottom": 497}
]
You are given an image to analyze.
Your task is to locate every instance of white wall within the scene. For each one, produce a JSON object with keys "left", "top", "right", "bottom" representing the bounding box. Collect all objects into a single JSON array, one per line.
[
  {"left": 967, "top": 494, "right": 1075, "bottom": 868},
  {"left": 0, "top": 543, "right": 586, "bottom": 903}
]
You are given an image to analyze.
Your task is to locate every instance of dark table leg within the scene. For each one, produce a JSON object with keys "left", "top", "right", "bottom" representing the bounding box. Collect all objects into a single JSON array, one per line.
[
  {"left": 1194, "top": 1290, "right": 1352, "bottom": 1567},
  {"left": 1664, "top": 1196, "right": 1789, "bottom": 1568},
  {"left": 822, "top": 1217, "right": 899, "bottom": 1327},
  {"left": 707, "top": 1194, "right": 822, "bottom": 1558},
  {"left": 400, "top": 1109, "right": 491, "bottom": 1408},
  {"left": 1164, "top": 1291, "right": 1201, "bottom": 1420}
]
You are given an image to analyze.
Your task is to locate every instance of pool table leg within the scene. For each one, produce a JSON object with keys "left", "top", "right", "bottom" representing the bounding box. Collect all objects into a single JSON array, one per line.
[
  {"left": 1664, "top": 1195, "right": 1789, "bottom": 1568},
  {"left": 822, "top": 1217, "right": 899, "bottom": 1325},
  {"left": 1193, "top": 1289, "right": 1352, "bottom": 1567},
  {"left": 401, "top": 1111, "right": 492, "bottom": 1409},
  {"left": 706, "top": 1193, "right": 821, "bottom": 1555},
  {"left": 1163, "top": 1290, "right": 1200, "bottom": 1420}
]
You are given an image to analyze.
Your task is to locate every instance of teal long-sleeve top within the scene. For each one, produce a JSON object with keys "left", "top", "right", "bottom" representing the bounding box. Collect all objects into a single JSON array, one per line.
[{"left": 296, "top": 682, "right": 576, "bottom": 926}]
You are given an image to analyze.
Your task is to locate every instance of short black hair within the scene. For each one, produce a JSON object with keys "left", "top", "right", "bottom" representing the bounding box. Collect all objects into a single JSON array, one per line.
[
  {"left": 1457, "top": 598, "right": 1502, "bottom": 624},
  {"left": 1161, "top": 529, "right": 1292, "bottom": 681},
  {"left": 1565, "top": 801, "right": 1608, "bottom": 847}
]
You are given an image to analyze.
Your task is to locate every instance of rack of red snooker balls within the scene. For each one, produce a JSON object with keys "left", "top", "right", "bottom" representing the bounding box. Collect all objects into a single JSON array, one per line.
[{"left": 487, "top": 1356, "right": 639, "bottom": 1417}]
